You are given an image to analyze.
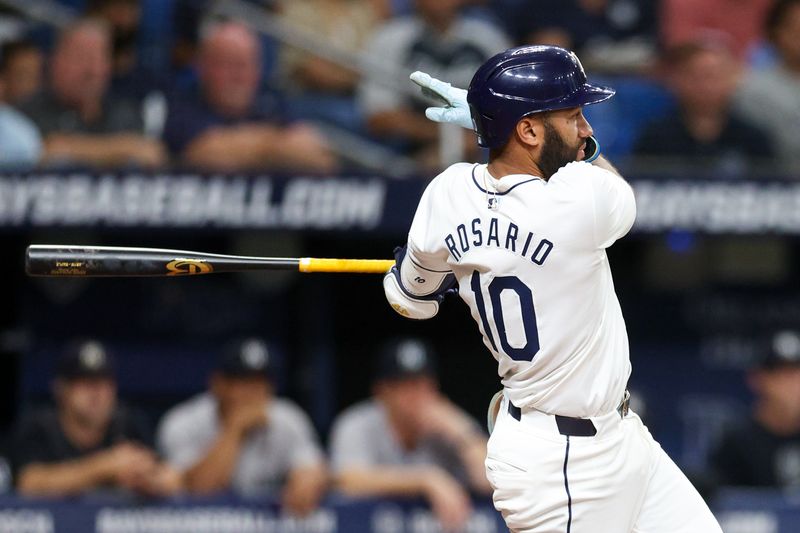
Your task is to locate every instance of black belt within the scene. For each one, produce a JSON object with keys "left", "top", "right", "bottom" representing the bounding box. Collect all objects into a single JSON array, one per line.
[{"left": 507, "top": 391, "right": 630, "bottom": 438}]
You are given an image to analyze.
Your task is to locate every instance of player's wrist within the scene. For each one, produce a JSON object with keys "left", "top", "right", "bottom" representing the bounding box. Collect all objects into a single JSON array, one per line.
[
  {"left": 222, "top": 415, "right": 250, "bottom": 439},
  {"left": 419, "top": 469, "right": 440, "bottom": 497},
  {"left": 584, "top": 135, "right": 601, "bottom": 163},
  {"left": 89, "top": 449, "right": 120, "bottom": 482}
]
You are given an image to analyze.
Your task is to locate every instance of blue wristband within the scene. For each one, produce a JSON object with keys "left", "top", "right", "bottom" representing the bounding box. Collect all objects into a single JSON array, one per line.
[{"left": 584, "top": 136, "right": 601, "bottom": 163}]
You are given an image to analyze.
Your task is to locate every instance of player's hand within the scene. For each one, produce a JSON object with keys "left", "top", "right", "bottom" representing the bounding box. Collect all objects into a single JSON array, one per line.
[
  {"left": 106, "top": 134, "right": 168, "bottom": 169},
  {"left": 127, "top": 137, "right": 169, "bottom": 169},
  {"left": 224, "top": 402, "right": 268, "bottom": 437},
  {"left": 133, "top": 464, "right": 184, "bottom": 497},
  {"left": 423, "top": 468, "right": 472, "bottom": 532},
  {"left": 99, "top": 442, "right": 159, "bottom": 488},
  {"left": 410, "top": 71, "right": 473, "bottom": 130},
  {"left": 281, "top": 124, "right": 338, "bottom": 172},
  {"left": 282, "top": 466, "right": 328, "bottom": 516}
]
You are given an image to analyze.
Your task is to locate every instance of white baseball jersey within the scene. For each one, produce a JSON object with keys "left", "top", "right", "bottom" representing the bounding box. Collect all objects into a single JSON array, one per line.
[
  {"left": 399, "top": 161, "right": 636, "bottom": 418},
  {"left": 157, "top": 393, "right": 323, "bottom": 496},
  {"left": 397, "top": 160, "right": 724, "bottom": 533}
]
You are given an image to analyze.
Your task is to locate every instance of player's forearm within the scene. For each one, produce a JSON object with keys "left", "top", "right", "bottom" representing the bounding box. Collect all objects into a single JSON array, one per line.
[
  {"left": 428, "top": 405, "right": 491, "bottom": 494},
  {"left": 16, "top": 456, "right": 111, "bottom": 496},
  {"left": 457, "top": 437, "right": 492, "bottom": 494},
  {"left": 282, "top": 463, "right": 329, "bottom": 514},
  {"left": 43, "top": 133, "right": 154, "bottom": 167},
  {"left": 591, "top": 155, "right": 623, "bottom": 178},
  {"left": 285, "top": 463, "right": 328, "bottom": 496},
  {"left": 334, "top": 466, "right": 437, "bottom": 497},
  {"left": 182, "top": 428, "right": 243, "bottom": 494}
]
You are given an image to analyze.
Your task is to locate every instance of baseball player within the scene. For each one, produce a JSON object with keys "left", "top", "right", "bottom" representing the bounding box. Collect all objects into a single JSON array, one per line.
[{"left": 384, "top": 45, "right": 723, "bottom": 533}]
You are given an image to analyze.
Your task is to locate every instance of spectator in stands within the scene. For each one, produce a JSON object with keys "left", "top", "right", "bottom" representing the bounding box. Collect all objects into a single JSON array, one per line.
[
  {"left": 661, "top": 0, "right": 774, "bottom": 62},
  {"left": 0, "top": 39, "right": 43, "bottom": 105},
  {"left": 276, "top": 0, "right": 389, "bottom": 131},
  {"left": 329, "top": 338, "right": 490, "bottom": 531},
  {"left": 85, "top": 0, "right": 141, "bottom": 93},
  {"left": 733, "top": 0, "right": 800, "bottom": 172},
  {"left": 632, "top": 38, "right": 774, "bottom": 175},
  {"left": 157, "top": 338, "right": 327, "bottom": 514},
  {"left": 162, "top": 21, "right": 336, "bottom": 172},
  {"left": 86, "top": 0, "right": 170, "bottom": 109},
  {"left": 10, "top": 340, "right": 182, "bottom": 497},
  {"left": 278, "top": 0, "right": 389, "bottom": 95},
  {"left": 499, "top": 0, "right": 658, "bottom": 73},
  {"left": 0, "top": 46, "right": 41, "bottom": 167},
  {"left": 19, "top": 19, "right": 167, "bottom": 168},
  {"left": 358, "top": 0, "right": 509, "bottom": 165},
  {"left": 711, "top": 330, "right": 800, "bottom": 488}
]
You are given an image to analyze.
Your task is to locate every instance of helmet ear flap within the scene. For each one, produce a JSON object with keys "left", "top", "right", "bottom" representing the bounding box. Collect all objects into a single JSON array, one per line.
[{"left": 469, "top": 103, "right": 495, "bottom": 148}]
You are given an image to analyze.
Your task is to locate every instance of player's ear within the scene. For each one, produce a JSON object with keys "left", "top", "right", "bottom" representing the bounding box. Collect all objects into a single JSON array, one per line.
[{"left": 515, "top": 116, "right": 541, "bottom": 149}]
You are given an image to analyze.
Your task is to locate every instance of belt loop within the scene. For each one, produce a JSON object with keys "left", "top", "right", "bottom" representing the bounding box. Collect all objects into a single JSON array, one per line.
[
  {"left": 617, "top": 390, "right": 631, "bottom": 418},
  {"left": 508, "top": 401, "right": 521, "bottom": 421}
]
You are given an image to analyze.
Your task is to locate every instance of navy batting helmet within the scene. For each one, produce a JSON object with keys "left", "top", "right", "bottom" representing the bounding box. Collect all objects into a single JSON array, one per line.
[{"left": 467, "top": 46, "right": 615, "bottom": 149}]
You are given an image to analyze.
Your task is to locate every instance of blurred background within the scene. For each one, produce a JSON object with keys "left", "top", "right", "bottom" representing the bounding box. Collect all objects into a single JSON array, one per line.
[{"left": 0, "top": 0, "right": 799, "bottom": 532}]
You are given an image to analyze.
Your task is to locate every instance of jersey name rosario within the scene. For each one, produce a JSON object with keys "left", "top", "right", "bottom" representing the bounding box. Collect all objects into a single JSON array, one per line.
[{"left": 444, "top": 216, "right": 554, "bottom": 266}]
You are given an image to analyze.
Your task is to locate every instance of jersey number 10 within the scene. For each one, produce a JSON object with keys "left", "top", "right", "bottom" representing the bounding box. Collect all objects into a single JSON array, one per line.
[{"left": 470, "top": 270, "right": 540, "bottom": 362}]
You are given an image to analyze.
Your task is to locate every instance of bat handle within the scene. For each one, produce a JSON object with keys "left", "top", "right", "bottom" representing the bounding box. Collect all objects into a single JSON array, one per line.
[{"left": 299, "top": 258, "right": 395, "bottom": 274}]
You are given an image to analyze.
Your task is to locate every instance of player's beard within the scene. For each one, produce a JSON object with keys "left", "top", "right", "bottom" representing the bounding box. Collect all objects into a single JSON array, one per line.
[{"left": 538, "top": 119, "right": 583, "bottom": 180}]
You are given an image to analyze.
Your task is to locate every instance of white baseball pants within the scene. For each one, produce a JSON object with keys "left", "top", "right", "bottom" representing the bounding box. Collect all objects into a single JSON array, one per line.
[{"left": 485, "top": 395, "right": 722, "bottom": 533}]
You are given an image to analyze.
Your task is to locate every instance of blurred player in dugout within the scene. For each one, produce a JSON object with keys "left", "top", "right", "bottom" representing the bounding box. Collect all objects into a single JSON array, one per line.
[
  {"left": 10, "top": 340, "right": 181, "bottom": 497},
  {"left": 329, "top": 338, "right": 491, "bottom": 531},
  {"left": 711, "top": 330, "right": 800, "bottom": 489},
  {"left": 156, "top": 338, "right": 327, "bottom": 515}
]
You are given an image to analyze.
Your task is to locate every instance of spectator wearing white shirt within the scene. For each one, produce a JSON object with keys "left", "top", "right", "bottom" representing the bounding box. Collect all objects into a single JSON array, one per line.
[{"left": 157, "top": 338, "right": 327, "bottom": 515}]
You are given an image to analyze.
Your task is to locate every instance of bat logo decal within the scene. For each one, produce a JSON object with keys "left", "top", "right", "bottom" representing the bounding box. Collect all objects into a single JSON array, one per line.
[{"left": 166, "top": 259, "right": 214, "bottom": 276}]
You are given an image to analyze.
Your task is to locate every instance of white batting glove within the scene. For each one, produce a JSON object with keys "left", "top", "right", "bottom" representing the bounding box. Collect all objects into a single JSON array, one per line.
[{"left": 410, "top": 71, "right": 473, "bottom": 130}]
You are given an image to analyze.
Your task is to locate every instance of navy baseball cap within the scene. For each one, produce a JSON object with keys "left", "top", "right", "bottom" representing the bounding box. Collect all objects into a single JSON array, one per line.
[
  {"left": 56, "top": 339, "right": 116, "bottom": 380},
  {"left": 756, "top": 330, "right": 800, "bottom": 369},
  {"left": 217, "top": 338, "right": 275, "bottom": 378},
  {"left": 374, "top": 338, "right": 437, "bottom": 382}
]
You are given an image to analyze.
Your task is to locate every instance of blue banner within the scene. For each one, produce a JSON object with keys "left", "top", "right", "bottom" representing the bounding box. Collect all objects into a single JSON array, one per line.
[
  {"left": 0, "top": 490, "right": 798, "bottom": 533},
  {"left": 0, "top": 495, "right": 505, "bottom": 533},
  {"left": 713, "top": 488, "right": 800, "bottom": 533},
  {"left": 2, "top": 172, "right": 800, "bottom": 234}
]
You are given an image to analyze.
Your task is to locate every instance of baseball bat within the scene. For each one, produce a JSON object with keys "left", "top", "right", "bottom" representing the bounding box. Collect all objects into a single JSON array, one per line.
[{"left": 25, "top": 245, "right": 395, "bottom": 277}]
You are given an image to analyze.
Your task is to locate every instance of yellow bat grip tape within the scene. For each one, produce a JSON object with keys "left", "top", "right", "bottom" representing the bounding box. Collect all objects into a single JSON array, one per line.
[{"left": 298, "top": 258, "right": 396, "bottom": 274}]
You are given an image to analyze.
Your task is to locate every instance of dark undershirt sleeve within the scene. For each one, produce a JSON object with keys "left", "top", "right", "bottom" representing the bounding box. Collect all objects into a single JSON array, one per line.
[{"left": 8, "top": 415, "right": 58, "bottom": 482}]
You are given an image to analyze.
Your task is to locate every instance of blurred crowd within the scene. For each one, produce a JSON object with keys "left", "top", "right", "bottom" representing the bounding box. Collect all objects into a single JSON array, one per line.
[
  {"left": 0, "top": 0, "right": 797, "bottom": 175},
  {"left": 1, "top": 337, "right": 492, "bottom": 530},
  {"left": 0, "top": 330, "right": 798, "bottom": 528}
]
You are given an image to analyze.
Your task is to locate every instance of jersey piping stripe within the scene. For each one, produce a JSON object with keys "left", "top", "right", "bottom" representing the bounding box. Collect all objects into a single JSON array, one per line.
[
  {"left": 471, "top": 165, "right": 540, "bottom": 196},
  {"left": 409, "top": 256, "right": 451, "bottom": 274},
  {"left": 392, "top": 268, "right": 444, "bottom": 301},
  {"left": 563, "top": 435, "right": 573, "bottom": 533}
]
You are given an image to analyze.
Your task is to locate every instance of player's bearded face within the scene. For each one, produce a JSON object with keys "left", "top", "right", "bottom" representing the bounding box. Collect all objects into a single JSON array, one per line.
[{"left": 538, "top": 119, "right": 583, "bottom": 180}]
